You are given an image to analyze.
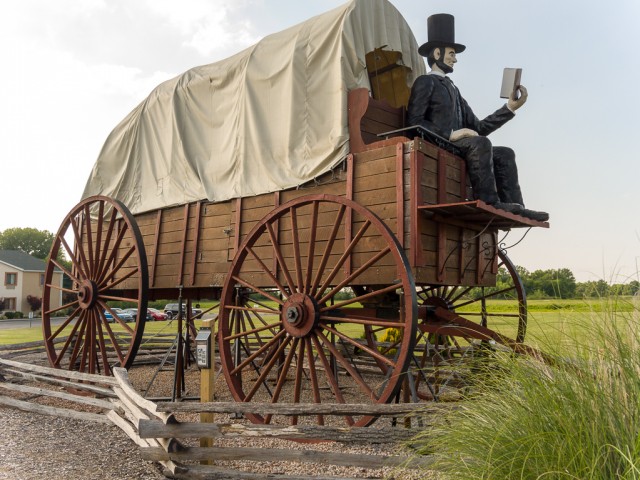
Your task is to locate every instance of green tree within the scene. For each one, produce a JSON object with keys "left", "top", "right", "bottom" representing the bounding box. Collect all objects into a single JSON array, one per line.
[
  {"left": 576, "top": 280, "right": 610, "bottom": 298},
  {"left": 523, "top": 268, "right": 576, "bottom": 298},
  {"left": 0, "top": 227, "right": 55, "bottom": 259}
]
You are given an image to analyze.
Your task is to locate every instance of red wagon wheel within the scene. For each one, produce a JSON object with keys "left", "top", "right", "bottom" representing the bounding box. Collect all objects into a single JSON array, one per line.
[
  {"left": 218, "top": 194, "right": 417, "bottom": 427},
  {"left": 42, "top": 196, "right": 148, "bottom": 375},
  {"left": 365, "top": 249, "right": 527, "bottom": 401},
  {"left": 415, "top": 249, "right": 526, "bottom": 400}
]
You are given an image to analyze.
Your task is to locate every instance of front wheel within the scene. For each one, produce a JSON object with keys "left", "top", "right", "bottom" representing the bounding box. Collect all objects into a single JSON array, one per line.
[
  {"left": 42, "top": 196, "right": 148, "bottom": 375},
  {"left": 218, "top": 194, "right": 417, "bottom": 427}
]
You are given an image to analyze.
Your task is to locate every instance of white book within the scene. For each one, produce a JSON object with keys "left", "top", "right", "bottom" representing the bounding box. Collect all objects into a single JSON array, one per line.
[{"left": 500, "top": 68, "right": 522, "bottom": 99}]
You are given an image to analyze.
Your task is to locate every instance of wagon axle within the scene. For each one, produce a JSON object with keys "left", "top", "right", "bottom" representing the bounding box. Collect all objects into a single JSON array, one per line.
[
  {"left": 282, "top": 293, "right": 319, "bottom": 338},
  {"left": 77, "top": 279, "right": 98, "bottom": 310}
]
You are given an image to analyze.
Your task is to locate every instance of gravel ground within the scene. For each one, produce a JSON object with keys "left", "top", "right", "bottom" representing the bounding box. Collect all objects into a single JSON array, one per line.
[
  {"left": 0, "top": 407, "right": 166, "bottom": 480},
  {"left": 0, "top": 352, "right": 432, "bottom": 480}
]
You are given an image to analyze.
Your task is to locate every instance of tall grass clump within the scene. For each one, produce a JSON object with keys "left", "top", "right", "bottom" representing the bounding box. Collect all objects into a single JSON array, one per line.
[{"left": 408, "top": 296, "right": 640, "bottom": 479}]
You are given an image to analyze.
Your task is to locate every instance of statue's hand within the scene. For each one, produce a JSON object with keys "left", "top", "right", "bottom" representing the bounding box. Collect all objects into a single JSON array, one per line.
[
  {"left": 449, "top": 128, "right": 478, "bottom": 142},
  {"left": 508, "top": 85, "right": 528, "bottom": 111}
]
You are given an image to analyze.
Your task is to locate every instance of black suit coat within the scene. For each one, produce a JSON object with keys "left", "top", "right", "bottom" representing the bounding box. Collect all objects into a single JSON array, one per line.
[{"left": 406, "top": 74, "right": 515, "bottom": 140}]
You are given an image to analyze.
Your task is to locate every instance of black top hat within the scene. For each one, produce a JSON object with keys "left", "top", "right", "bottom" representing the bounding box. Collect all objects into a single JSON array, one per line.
[{"left": 418, "top": 13, "right": 466, "bottom": 57}]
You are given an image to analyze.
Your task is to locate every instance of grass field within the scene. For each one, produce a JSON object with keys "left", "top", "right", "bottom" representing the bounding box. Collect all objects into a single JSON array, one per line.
[{"left": 3, "top": 297, "right": 637, "bottom": 353}]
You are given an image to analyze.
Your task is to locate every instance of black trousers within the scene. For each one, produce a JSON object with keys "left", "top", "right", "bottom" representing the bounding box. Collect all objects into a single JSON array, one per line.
[{"left": 453, "top": 136, "right": 524, "bottom": 206}]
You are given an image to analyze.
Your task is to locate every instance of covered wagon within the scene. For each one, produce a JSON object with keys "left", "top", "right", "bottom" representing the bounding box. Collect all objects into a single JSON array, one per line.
[{"left": 42, "top": 0, "right": 548, "bottom": 427}]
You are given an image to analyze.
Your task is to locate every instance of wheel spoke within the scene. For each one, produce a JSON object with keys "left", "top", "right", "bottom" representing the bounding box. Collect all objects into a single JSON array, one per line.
[
  {"left": 243, "top": 335, "right": 292, "bottom": 403},
  {"left": 230, "top": 329, "right": 287, "bottom": 375},
  {"left": 95, "top": 206, "right": 118, "bottom": 282},
  {"left": 59, "top": 235, "right": 88, "bottom": 281},
  {"left": 98, "top": 309, "right": 126, "bottom": 364},
  {"left": 309, "top": 204, "right": 346, "bottom": 297},
  {"left": 98, "top": 265, "right": 139, "bottom": 291},
  {"left": 321, "top": 312, "right": 405, "bottom": 329},
  {"left": 45, "top": 283, "right": 78, "bottom": 295},
  {"left": 50, "top": 256, "right": 82, "bottom": 286},
  {"left": 291, "top": 338, "right": 307, "bottom": 425},
  {"left": 53, "top": 312, "right": 87, "bottom": 366},
  {"left": 303, "top": 201, "right": 319, "bottom": 295},
  {"left": 96, "top": 222, "right": 128, "bottom": 285},
  {"left": 69, "top": 215, "right": 92, "bottom": 278},
  {"left": 92, "top": 200, "right": 105, "bottom": 275},
  {"left": 246, "top": 246, "right": 288, "bottom": 297},
  {"left": 223, "top": 321, "right": 281, "bottom": 343},
  {"left": 289, "top": 207, "right": 305, "bottom": 293},
  {"left": 305, "top": 337, "right": 324, "bottom": 425},
  {"left": 314, "top": 219, "right": 371, "bottom": 301},
  {"left": 98, "top": 245, "right": 136, "bottom": 288},
  {"left": 311, "top": 334, "right": 354, "bottom": 426},
  {"left": 317, "top": 246, "right": 390, "bottom": 306},
  {"left": 94, "top": 314, "right": 111, "bottom": 375},
  {"left": 47, "top": 306, "right": 82, "bottom": 341},
  {"left": 88, "top": 310, "right": 97, "bottom": 374},
  {"left": 84, "top": 204, "right": 96, "bottom": 276},
  {"left": 67, "top": 314, "right": 88, "bottom": 371},
  {"left": 230, "top": 276, "right": 284, "bottom": 306},
  {"left": 266, "top": 222, "right": 297, "bottom": 294},
  {"left": 319, "top": 283, "right": 400, "bottom": 312},
  {"left": 99, "top": 301, "right": 135, "bottom": 335},
  {"left": 264, "top": 337, "right": 300, "bottom": 424},
  {"left": 322, "top": 324, "right": 396, "bottom": 368},
  {"left": 45, "top": 298, "right": 80, "bottom": 316}
]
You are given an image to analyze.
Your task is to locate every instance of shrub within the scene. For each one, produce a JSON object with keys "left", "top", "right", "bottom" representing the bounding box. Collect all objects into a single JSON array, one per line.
[
  {"left": 407, "top": 297, "right": 640, "bottom": 479},
  {"left": 4, "top": 311, "right": 24, "bottom": 319},
  {"left": 26, "top": 295, "right": 42, "bottom": 312}
]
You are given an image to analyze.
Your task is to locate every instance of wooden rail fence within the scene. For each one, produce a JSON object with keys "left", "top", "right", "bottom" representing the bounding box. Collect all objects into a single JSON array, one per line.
[{"left": 0, "top": 357, "right": 437, "bottom": 479}]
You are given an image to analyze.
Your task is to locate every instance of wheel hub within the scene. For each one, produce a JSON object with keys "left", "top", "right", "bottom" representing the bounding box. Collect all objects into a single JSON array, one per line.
[
  {"left": 423, "top": 295, "right": 455, "bottom": 320},
  {"left": 281, "top": 293, "right": 318, "bottom": 338},
  {"left": 77, "top": 279, "right": 98, "bottom": 309}
]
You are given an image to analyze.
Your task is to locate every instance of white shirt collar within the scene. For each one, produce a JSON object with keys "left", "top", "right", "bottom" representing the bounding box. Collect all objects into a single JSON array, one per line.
[{"left": 428, "top": 70, "right": 446, "bottom": 78}]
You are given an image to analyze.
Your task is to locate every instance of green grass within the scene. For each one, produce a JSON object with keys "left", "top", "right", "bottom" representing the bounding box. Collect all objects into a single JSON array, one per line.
[
  {"left": 407, "top": 297, "right": 640, "bottom": 479},
  {"left": 3, "top": 297, "right": 636, "bottom": 350},
  {"left": 0, "top": 318, "right": 204, "bottom": 346}
]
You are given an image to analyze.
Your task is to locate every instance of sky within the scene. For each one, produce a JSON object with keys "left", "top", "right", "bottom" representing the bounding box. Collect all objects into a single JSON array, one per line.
[{"left": 0, "top": 0, "right": 639, "bottom": 283}]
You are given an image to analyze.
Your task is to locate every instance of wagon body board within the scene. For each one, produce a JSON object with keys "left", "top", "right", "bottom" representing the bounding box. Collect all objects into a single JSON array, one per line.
[{"left": 106, "top": 140, "right": 496, "bottom": 300}]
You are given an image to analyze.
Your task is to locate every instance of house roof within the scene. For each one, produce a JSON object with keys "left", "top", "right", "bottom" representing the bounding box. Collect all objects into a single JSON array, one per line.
[{"left": 0, "top": 250, "right": 48, "bottom": 272}]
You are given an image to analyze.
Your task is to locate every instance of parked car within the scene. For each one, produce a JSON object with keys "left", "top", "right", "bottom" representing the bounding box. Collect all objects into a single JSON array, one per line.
[
  {"left": 147, "top": 308, "right": 168, "bottom": 321},
  {"left": 122, "top": 308, "right": 152, "bottom": 322},
  {"left": 103, "top": 309, "right": 134, "bottom": 323},
  {"left": 163, "top": 303, "right": 203, "bottom": 319}
]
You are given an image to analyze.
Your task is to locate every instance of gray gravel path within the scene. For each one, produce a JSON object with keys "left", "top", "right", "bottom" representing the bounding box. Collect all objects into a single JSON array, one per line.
[{"left": 0, "top": 407, "right": 166, "bottom": 480}]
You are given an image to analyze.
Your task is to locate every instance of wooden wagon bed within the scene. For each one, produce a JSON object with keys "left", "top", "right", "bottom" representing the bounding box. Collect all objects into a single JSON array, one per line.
[{"left": 119, "top": 87, "right": 547, "bottom": 299}]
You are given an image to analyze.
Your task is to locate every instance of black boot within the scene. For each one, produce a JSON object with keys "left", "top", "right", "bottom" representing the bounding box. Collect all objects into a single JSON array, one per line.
[
  {"left": 492, "top": 202, "right": 523, "bottom": 215},
  {"left": 520, "top": 208, "right": 549, "bottom": 222}
]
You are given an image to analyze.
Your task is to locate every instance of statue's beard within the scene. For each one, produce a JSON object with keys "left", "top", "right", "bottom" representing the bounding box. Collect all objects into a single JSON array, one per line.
[{"left": 435, "top": 59, "right": 453, "bottom": 74}]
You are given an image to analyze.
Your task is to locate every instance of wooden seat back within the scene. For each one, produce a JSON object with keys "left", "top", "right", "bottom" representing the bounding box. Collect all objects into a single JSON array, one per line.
[{"left": 348, "top": 88, "right": 408, "bottom": 153}]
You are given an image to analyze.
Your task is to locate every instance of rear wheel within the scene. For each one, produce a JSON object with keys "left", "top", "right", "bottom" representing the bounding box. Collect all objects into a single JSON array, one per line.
[{"left": 412, "top": 249, "right": 526, "bottom": 400}]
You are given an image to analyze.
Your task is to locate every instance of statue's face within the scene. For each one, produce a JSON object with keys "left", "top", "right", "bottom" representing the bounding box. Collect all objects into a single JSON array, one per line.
[{"left": 440, "top": 47, "right": 457, "bottom": 69}]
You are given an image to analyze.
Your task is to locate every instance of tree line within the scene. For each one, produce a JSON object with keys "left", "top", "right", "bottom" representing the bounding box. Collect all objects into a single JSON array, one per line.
[
  {"left": 493, "top": 266, "right": 639, "bottom": 299},
  {"left": 1, "top": 227, "right": 638, "bottom": 300}
]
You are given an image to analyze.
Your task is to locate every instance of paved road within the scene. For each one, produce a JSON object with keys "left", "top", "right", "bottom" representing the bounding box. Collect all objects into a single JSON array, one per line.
[{"left": 0, "top": 317, "right": 66, "bottom": 330}]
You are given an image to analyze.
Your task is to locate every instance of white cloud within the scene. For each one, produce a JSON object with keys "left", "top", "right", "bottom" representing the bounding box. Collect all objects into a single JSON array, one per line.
[{"left": 141, "top": 0, "right": 261, "bottom": 58}]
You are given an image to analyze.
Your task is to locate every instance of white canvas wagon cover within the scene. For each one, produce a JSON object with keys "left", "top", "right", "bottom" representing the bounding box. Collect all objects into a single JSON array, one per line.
[{"left": 82, "top": 0, "right": 425, "bottom": 214}]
